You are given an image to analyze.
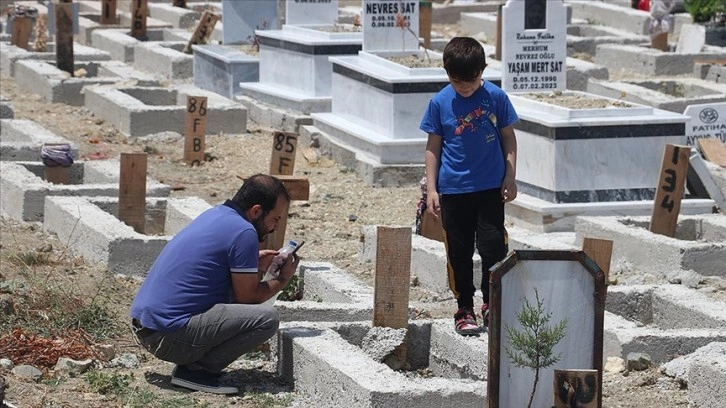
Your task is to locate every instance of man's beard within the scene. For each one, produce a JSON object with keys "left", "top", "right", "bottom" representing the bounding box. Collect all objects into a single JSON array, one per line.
[{"left": 251, "top": 214, "right": 269, "bottom": 242}]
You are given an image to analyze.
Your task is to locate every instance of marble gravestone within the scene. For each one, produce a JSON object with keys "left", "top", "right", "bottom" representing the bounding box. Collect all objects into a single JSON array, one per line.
[
  {"left": 501, "top": 0, "right": 567, "bottom": 93},
  {"left": 221, "top": 0, "right": 279, "bottom": 45},
  {"left": 286, "top": 0, "right": 339, "bottom": 26},
  {"left": 488, "top": 251, "right": 605, "bottom": 408},
  {"left": 684, "top": 102, "right": 726, "bottom": 146},
  {"left": 362, "top": 0, "right": 419, "bottom": 54}
]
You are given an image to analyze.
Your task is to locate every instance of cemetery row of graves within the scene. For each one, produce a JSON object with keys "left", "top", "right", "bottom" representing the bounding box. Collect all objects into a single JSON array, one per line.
[{"left": 1, "top": 0, "right": 725, "bottom": 407}]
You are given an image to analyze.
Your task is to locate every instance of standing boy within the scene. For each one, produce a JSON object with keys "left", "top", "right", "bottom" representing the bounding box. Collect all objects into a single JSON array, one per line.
[{"left": 420, "top": 37, "right": 519, "bottom": 336}]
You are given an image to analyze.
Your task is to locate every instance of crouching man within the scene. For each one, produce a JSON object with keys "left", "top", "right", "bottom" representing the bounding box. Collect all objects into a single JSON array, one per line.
[{"left": 130, "top": 174, "right": 299, "bottom": 394}]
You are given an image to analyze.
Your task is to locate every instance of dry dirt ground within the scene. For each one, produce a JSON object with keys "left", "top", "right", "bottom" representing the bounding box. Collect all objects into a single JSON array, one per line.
[{"left": 0, "top": 62, "right": 695, "bottom": 407}]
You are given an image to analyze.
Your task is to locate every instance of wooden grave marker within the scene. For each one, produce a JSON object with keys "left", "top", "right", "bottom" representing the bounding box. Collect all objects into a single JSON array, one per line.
[
  {"left": 183, "top": 96, "right": 208, "bottom": 166},
  {"left": 131, "top": 0, "right": 148, "bottom": 40},
  {"left": 55, "top": 0, "right": 75, "bottom": 75},
  {"left": 582, "top": 238, "right": 613, "bottom": 284},
  {"left": 651, "top": 32, "right": 669, "bottom": 51},
  {"left": 100, "top": 0, "right": 118, "bottom": 25},
  {"left": 495, "top": 4, "right": 503, "bottom": 60},
  {"left": 697, "top": 138, "right": 726, "bottom": 167},
  {"left": 553, "top": 369, "right": 599, "bottom": 408},
  {"left": 270, "top": 131, "right": 298, "bottom": 176},
  {"left": 649, "top": 144, "right": 691, "bottom": 237},
  {"left": 183, "top": 10, "right": 220, "bottom": 54},
  {"left": 235, "top": 174, "right": 310, "bottom": 251},
  {"left": 263, "top": 131, "right": 306, "bottom": 250},
  {"left": 10, "top": 15, "right": 33, "bottom": 50},
  {"left": 373, "top": 226, "right": 412, "bottom": 365},
  {"left": 420, "top": 211, "right": 443, "bottom": 242},
  {"left": 119, "top": 153, "right": 148, "bottom": 233},
  {"left": 419, "top": 1, "right": 432, "bottom": 49}
]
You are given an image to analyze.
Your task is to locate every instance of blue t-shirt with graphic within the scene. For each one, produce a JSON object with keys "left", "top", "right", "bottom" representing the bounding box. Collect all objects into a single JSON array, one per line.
[
  {"left": 420, "top": 81, "right": 519, "bottom": 194},
  {"left": 130, "top": 202, "right": 259, "bottom": 332}
]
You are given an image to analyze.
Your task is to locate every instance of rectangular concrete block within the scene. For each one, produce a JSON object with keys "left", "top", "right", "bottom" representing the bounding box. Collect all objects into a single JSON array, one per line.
[
  {"left": 0, "top": 119, "right": 77, "bottom": 161},
  {"left": 575, "top": 215, "right": 726, "bottom": 278},
  {"left": 91, "top": 28, "right": 189, "bottom": 63},
  {"left": 43, "top": 195, "right": 210, "bottom": 276},
  {"left": 0, "top": 161, "right": 170, "bottom": 222},
  {"left": 277, "top": 322, "right": 486, "bottom": 407},
  {"left": 0, "top": 42, "right": 111, "bottom": 76},
  {"left": 133, "top": 41, "right": 193, "bottom": 80},
  {"left": 84, "top": 84, "right": 246, "bottom": 137}
]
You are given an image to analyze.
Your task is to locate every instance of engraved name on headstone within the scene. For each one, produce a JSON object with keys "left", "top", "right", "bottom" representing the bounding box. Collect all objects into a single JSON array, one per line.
[
  {"left": 362, "top": 0, "right": 419, "bottom": 53},
  {"left": 501, "top": 0, "right": 567, "bottom": 93}
]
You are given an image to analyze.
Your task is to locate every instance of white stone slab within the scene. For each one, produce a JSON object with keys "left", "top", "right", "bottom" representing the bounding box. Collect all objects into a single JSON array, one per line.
[
  {"left": 222, "top": 0, "right": 280, "bottom": 45},
  {"left": 684, "top": 102, "right": 726, "bottom": 147},
  {"left": 286, "top": 0, "right": 339, "bottom": 25},
  {"left": 362, "top": 0, "right": 419, "bottom": 53},
  {"left": 495, "top": 254, "right": 602, "bottom": 408},
  {"left": 501, "top": 0, "right": 567, "bottom": 93},
  {"left": 676, "top": 24, "right": 706, "bottom": 54}
]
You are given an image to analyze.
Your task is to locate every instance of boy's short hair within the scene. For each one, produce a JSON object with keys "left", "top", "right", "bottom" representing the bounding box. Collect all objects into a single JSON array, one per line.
[{"left": 443, "top": 37, "right": 487, "bottom": 81}]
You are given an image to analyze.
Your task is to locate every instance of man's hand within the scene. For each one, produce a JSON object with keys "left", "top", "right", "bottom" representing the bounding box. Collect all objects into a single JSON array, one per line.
[
  {"left": 258, "top": 249, "right": 278, "bottom": 273},
  {"left": 277, "top": 253, "right": 300, "bottom": 282}
]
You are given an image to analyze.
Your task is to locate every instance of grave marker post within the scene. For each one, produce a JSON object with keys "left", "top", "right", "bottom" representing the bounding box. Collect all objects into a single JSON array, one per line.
[
  {"left": 119, "top": 153, "right": 148, "bottom": 234},
  {"left": 9, "top": 10, "right": 33, "bottom": 50},
  {"left": 265, "top": 131, "right": 304, "bottom": 251},
  {"left": 183, "top": 96, "right": 208, "bottom": 166},
  {"left": 183, "top": 10, "right": 220, "bottom": 54},
  {"left": 100, "top": 0, "right": 117, "bottom": 25},
  {"left": 131, "top": 0, "right": 148, "bottom": 40},
  {"left": 373, "top": 226, "right": 412, "bottom": 364},
  {"left": 649, "top": 144, "right": 691, "bottom": 237},
  {"left": 419, "top": 1, "right": 432, "bottom": 49},
  {"left": 55, "top": 1, "right": 75, "bottom": 76}
]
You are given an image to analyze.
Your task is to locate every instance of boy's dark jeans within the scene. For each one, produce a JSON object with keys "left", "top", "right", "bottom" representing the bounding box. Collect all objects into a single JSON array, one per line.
[{"left": 440, "top": 188, "right": 508, "bottom": 309}]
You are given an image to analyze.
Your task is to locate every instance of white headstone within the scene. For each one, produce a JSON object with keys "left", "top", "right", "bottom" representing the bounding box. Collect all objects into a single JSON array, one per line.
[
  {"left": 286, "top": 0, "right": 339, "bottom": 25},
  {"left": 222, "top": 0, "right": 280, "bottom": 45},
  {"left": 676, "top": 24, "right": 706, "bottom": 54},
  {"left": 501, "top": 0, "right": 567, "bottom": 93},
  {"left": 362, "top": 0, "right": 419, "bottom": 53},
  {"left": 684, "top": 102, "right": 726, "bottom": 146}
]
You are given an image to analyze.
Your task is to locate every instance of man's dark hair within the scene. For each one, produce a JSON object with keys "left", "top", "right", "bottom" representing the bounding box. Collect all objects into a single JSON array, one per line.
[
  {"left": 443, "top": 37, "right": 487, "bottom": 81},
  {"left": 232, "top": 174, "right": 290, "bottom": 216}
]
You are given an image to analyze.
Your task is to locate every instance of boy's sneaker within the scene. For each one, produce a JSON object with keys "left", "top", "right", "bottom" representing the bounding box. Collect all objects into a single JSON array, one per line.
[
  {"left": 171, "top": 365, "right": 239, "bottom": 395},
  {"left": 454, "top": 307, "right": 480, "bottom": 336},
  {"left": 481, "top": 303, "right": 490, "bottom": 327}
]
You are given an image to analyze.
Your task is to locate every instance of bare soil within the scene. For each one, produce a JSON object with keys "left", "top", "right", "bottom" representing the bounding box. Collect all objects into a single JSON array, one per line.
[
  {"left": 522, "top": 91, "right": 635, "bottom": 109},
  {"left": 0, "top": 49, "right": 705, "bottom": 407}
]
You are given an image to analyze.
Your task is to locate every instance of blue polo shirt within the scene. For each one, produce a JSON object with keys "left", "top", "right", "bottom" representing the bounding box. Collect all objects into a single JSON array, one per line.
[
  {"left": 420, "top": 81, "right": 519, "bottom": 194},
  {"left": 130, "top": 201, "right": 259, "bottom": 332}
]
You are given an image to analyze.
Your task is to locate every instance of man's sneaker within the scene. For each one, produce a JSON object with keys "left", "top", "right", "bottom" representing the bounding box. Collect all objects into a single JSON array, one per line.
[
  {"left": 454, "top": 307, "right": 480, "bottom": 336},
  {"left": 481, "top": 303, "right": 490, "bottom": 328},
  {"left": 171, "top": 365, "right": 239, "bottom": 395}
]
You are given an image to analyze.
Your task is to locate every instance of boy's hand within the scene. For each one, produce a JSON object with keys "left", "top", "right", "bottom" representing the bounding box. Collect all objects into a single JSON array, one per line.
[
  {"left": 426, "top": 192, "right": 441, "bottom": 217},
  {"left": 501, "top": 175, "right": 518, "bottom": 202}
]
